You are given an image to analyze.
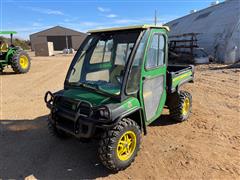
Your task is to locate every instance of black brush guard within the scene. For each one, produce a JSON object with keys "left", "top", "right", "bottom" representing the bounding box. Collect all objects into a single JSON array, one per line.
[{"left": 44, "top": 91, "right": 96, "bottom": 138}]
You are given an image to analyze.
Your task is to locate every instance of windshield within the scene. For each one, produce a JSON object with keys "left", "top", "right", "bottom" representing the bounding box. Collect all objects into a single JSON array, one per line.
[{"left": 66, "top": 30, "right": 141, "bottom": 96}]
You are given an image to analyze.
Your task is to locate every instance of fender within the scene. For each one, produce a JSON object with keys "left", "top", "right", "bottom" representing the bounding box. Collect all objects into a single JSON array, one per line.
[
  {"left": 113, "top": 107, "right": 147, "bottom": 135},
  {"left": 176, "top": 77, "right": 194, "bottom": 92}
]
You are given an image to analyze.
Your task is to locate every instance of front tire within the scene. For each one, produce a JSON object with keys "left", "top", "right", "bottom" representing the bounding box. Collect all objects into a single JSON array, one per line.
[
  {"left": 47, "top": 118, "right": 68, "bottom": 138},
  {"left": 169, "top": 91, "right": 192, "bottom": 122},
  {"left": 11, "top": 50, "right": 31, "bottom": 73},
  {"left": 98, "top": 118, "right": 141, "bottom": 171}
]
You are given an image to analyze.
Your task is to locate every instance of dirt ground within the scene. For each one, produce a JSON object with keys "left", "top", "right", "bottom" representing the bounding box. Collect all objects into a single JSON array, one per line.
[{"left": 0, "top": 53, "right": 239, "bottom": 180}]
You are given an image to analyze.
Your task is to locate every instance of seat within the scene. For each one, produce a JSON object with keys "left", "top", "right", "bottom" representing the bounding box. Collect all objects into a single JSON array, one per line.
[
  {"left": 0, "top": 42, "right": 9, "bottom": 53},
  {"left": 110, "top": 65, "right": 125, "bottom": 84}
]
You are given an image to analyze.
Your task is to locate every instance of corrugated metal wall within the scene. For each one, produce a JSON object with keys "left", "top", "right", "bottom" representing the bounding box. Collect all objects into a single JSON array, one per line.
[{"left": 166, "top": 0, "right": 240, "bottom": 63}]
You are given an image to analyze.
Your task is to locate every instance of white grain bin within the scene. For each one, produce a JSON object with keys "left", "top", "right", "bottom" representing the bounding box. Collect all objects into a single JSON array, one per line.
[{"left": 166, "top": 0, "right": 240, "bottom": 63}]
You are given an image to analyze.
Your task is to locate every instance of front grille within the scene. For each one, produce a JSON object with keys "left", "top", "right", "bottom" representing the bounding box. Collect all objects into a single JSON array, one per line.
[
  {"left": 56, "top": 97, "right": 79, "bottom": 112},
  {"left": 54, "top": 96, "right": 93, "bottom": 118},
  {"left": 52, "top": 96, "right": 94, "bottom": 137},
  {"left": 57, "top": 115, "right": 75, "bottom": 132},
  {"left": 79, "top": 102, "right": 92, "bottom": 117}
]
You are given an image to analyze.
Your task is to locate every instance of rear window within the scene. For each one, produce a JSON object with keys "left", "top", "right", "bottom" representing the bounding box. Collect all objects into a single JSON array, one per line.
[
  {"left": 115, "top": 43, "right": 134, "bottom": 65},
  {"left": 90, "top": 39, "right": 113, "bottom": 64}
]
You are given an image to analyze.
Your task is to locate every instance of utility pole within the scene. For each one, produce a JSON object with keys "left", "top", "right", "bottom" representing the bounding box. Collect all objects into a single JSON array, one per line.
[
  {"left": 65, "top": 32, "right": 69, "bottom": 50},
  {"left": 10, "top": 33, "right": 13, "bottom": 45},
  {"left": 154, "top": 10, "right": 157, "bottom": 25}
]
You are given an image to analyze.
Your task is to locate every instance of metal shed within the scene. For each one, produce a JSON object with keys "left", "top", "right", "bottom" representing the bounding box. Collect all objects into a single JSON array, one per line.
[
  {"left": 166, "top": 0, "right": 240, "bottom": 63},
  {"left": 30, "top": 26, "right": 87, "bottom": 54}
]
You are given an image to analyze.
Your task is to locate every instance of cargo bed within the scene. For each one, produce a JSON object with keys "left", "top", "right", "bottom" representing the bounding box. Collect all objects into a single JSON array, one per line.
[{"left": 167, "top": 65, "right": 194, "bottom": 93}]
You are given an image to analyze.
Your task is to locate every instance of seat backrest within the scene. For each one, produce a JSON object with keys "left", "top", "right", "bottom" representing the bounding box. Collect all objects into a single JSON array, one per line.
[
  {"left": 110, "top": 65, "right": 125, "bottom": 84},
  {"left": 0, "top": 43, "right": 9, "bottom": 52}
]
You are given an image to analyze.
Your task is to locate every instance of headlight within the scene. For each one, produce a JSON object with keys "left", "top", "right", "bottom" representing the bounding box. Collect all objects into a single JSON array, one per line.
[{"left": 98, "top": 107, "right": 110, "bottom": 119}]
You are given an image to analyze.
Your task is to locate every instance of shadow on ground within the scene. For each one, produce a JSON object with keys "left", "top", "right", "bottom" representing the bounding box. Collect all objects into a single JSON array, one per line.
[
  {"left": 0, "top": 71, "right": 17, "bottom": 76},
  {"left": 0, "top": 116, "right": 111, "bottom": 179},
  {"left": 149, "top": 114, "right": 179, "bottom": 127},
  {"left": 0, "top": 114, "right": 178, "bottom": 179}
]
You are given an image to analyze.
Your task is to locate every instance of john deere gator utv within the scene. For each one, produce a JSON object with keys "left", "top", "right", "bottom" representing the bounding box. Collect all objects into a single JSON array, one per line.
[
  {"left": 45, "top": 25, "right": 194, "bottom": 171},
  {"left": 0, "top": 31, "right": 31, "bottom": 73}
]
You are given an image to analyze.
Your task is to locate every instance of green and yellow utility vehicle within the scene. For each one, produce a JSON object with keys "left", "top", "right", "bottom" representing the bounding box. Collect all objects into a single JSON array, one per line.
[
  {"left": 45, "top": 25, "right": 194, "bottom": 171},
  {"left": 0, "top": 31, "right": 31, "bottom": 73}
]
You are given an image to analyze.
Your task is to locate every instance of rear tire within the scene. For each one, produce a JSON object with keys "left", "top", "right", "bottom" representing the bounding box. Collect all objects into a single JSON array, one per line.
[
  {"left": 98, "top": 118, "right": 141, "bottom": 171},
  {"left": 169, "top": 91, "right": 192, "bottom": 122},
  {"left": 11, "top": 50, "right": 31, "bottom": 73}
]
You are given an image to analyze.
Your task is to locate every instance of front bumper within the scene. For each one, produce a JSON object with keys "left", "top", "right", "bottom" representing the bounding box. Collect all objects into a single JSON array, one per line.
[
  {"left": 48, "top": 114, "right": 96, "bottom": 138},
  {"left": 45, "top": 91, "right": 114, "bottom": 139}
]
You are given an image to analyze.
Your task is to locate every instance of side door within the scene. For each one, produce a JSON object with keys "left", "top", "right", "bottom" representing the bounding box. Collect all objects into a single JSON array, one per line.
[{"left": 140, "top": 29, "right": 167, "bottom": 124}]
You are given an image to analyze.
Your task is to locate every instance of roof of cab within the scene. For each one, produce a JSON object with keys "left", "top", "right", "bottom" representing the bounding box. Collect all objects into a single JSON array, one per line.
[{"left": 88, "top": 24, "right": 170, "bottom": 33}]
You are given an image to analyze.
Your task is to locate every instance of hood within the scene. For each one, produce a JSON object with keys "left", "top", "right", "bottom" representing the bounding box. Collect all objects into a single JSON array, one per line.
[{"left": 62, "top": 88, "right": 116, "bottom": 106}]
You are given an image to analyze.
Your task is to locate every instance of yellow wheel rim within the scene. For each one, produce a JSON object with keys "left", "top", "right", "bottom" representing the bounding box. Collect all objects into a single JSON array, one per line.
[
  {"left": 182, "top": 97, "right": 190, "bottom": 116},
  {"left": 19, "top": 55, "right": 29, "bottom": 69},
  {"left": 117, "top": 131, "right": 137, "bottom": 161}
]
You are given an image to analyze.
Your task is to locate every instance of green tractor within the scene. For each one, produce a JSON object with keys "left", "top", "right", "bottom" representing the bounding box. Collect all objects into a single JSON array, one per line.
[
  {"left": 0, "top": 31, "right": 31, "bottom": 73},
  {"left": 45, "top": 25, "right": 194, "bottom": 171}
]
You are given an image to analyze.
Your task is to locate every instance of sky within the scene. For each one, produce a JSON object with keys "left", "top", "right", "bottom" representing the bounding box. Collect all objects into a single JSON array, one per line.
[{"left": 0, "top": 0, "right": 225, "bottom": 39}]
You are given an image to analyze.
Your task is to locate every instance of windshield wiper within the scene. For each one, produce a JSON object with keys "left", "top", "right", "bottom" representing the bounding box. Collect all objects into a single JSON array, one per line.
[
  {"left": 68, "top": 82, "right": 84, "bottom": 87},
  {"left": 82, "top": 82, "right": 99, "bottom": 90},
  {"left": 84, "top": 81, "right": 120, "bottom": 96},
  {"left": 68, "top": 81, "right": 100, "bottom": 91},
  {"left": 68, "top": 81, "right": 117, "bottom": 97}
]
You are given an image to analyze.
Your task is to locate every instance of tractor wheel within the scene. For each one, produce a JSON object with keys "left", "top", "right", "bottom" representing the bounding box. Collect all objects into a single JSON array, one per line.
[
  {"left": 11, "top": 50, "right": 31, "bottom": 73},
  {"left": 47, "top": 118, "right": 68, "bottom": 138},
  {"left": 169, "top": 91, "right": 192, "bottom": 122},
  {"left": 98, "top": 118, "right": 141, "bottom": 172}
]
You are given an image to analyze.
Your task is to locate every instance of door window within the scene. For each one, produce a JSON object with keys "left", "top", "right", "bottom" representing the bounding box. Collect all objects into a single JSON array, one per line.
[
  {"left": 146, "top": 34, "right": 165, "bottom": 69},
  {"left": 158, "top": 35, "right": 165, "bottom": 66}
]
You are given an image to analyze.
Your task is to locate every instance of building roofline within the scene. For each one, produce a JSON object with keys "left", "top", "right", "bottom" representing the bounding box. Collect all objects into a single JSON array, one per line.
[
  {"left": 166, "top": 0, "right": 229, "bottom": 25},
  {"left": 30, "top": 25, "right": 86, "bottom": 36}
]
